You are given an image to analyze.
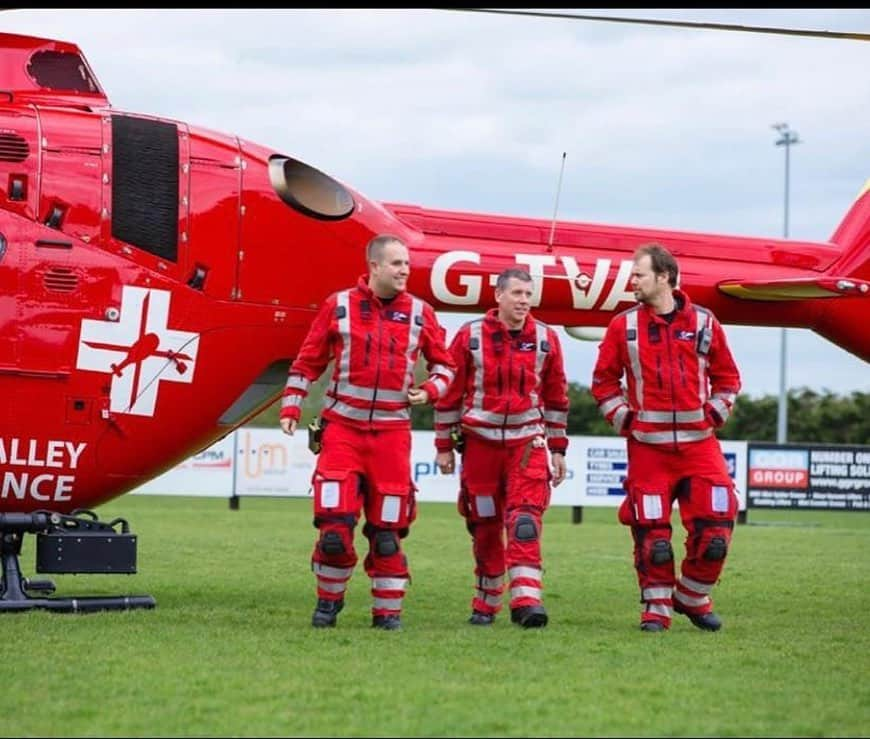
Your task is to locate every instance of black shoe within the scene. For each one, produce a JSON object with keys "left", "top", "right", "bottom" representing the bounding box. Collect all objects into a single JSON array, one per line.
[
  {"left": 510, "top": 604, "right": 548, "bottom": 628},
  {"left": 372, "top": 614, "right": 402, "bottom": 631},
  {"left": 311, "top": 598, "right": 344, "bottom": 628},
  {"left": 469, "top": 610, "right": 495, "bottom": 626},
  {"left": 640, "top": 620, "right": 667, "bottom": 632},
  {"left": 675, "top": 604, "right": 722, "bottom": 632}
]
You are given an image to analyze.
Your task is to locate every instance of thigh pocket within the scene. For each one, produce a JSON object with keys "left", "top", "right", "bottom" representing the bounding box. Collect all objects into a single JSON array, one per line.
[
  {"left": 464, "top": 481, "right": 500, "bottom": 522},
  {"left": 624, "top": 480, "right": 671, "bottom": 526},
  {"left": 687, "top": 476, "right": 738, "bottom": 520},
  {"left": 313, "top": 469, "right": 358, "bottom": 518}
]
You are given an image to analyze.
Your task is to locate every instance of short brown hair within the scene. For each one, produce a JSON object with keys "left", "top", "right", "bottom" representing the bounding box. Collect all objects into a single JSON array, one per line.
[
  {"left": 365, "top": 234, "right": 406, "bottom": 264},
  {"left": 634, "top": 242, "right": 678, "bottom": 287}
]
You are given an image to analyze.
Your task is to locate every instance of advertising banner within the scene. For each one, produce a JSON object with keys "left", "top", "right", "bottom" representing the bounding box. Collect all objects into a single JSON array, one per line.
[
  {"left": 133, "top": 429, "right": 749, "bottom": 511},
  {"left": 574, "top": 436, "right": 747, "bottom": 510},
  {"left": 747, "top": 443, "right": 870, "bottom": 510}
]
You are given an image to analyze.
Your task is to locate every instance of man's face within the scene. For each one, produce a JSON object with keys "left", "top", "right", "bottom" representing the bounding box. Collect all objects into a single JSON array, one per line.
[
  {"left": 631, "top": 254, "right": 668, "bottom": 304},
  {"left": 496, "top": 277, "right": 533, "bottom": 328},
  {"left": 370, "top": 241, "right": 410, "bottom": 297}
]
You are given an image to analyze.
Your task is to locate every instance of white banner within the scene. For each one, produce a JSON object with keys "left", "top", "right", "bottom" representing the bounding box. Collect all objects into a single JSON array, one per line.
[{"left": 133, "top": 428, "right": 747, "bottom": 510}]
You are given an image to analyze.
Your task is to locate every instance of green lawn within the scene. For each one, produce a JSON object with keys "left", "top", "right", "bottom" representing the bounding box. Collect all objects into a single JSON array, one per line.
[{"left": 4, "top": 495, "right": 868, "bottom": 737}]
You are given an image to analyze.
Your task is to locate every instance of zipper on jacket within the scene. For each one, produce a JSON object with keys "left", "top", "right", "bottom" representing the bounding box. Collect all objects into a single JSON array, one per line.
[
  {"left": 664, "top": 328, "right": 678, "bottom": 450},
  {"left": 389, "top": 336, "right": 397, "bottom": 369},
  {"left": 369, "top": 315, "right": 383, "bottom": 424},
  {"left": 364, "top": 334, "right": 372, "bottom": 367}
]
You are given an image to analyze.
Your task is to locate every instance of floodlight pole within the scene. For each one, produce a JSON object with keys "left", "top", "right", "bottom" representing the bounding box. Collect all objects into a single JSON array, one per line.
[{"left": 772, "top": 122, "right": 800, "bottom": 444}]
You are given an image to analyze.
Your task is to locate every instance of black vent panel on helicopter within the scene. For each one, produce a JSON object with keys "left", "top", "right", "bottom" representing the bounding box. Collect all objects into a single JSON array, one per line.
[
  {"left": 0, "top": 132, "right": 29, "bottom": 163},
  {"left": 111, "top": 115, "right": 179, "bottom": 262}
]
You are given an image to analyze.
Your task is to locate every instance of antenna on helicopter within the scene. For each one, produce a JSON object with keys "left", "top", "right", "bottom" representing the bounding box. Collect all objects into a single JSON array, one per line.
[{"left": 547, "top": 151, "right": 567, "bottom": 253}]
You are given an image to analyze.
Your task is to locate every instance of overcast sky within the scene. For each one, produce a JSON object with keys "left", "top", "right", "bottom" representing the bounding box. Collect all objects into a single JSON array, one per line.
[{"left": 5, "top": 8, "right": 869, "bottom": 399}]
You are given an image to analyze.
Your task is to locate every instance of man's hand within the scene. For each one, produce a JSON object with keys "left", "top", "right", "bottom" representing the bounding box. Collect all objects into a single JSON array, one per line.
[
  {"left": 407, "top": 387, "right": 430, "bottom": 406},
  {"left": 279, "top": 418, "right": 297, "bottom": 435},
  {"left": 551, "top": 452, "right": 567, "bottom": 487},
  {"left": 436, "top": 450, "right": 456, "bottom": 475}
]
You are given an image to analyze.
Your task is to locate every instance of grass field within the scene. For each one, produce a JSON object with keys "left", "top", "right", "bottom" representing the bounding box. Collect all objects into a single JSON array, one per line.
[{"left": 4, "top": 495, "right": 869, "bottom": 738}]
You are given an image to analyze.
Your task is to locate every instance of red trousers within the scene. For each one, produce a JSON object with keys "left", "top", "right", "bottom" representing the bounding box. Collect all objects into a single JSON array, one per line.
[
  {"left": 309, "top": 421, "right": 416, "bottom": 617},
  {"left": 457, "top": 434, "right": 552, "bottom": 615},
  {"left": 619, "top": 436, "right": 738, "bottom": 627}
]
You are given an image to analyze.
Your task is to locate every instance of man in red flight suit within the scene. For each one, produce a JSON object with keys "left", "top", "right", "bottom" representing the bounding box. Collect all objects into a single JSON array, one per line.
[
  {"left": 434, "top": 268, "right": 569, "bottom": 629},
  {"left": 591, "top": 243, "right": 742, "bottom": 632},
  {"left": 279, "top": 234, "right": 455, "bottom": 631}
]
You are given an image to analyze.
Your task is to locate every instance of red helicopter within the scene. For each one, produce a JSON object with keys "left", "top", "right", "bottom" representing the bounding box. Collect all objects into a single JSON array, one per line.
[{"left": 0, "top": 31, "right": 868, "bottom": 612}]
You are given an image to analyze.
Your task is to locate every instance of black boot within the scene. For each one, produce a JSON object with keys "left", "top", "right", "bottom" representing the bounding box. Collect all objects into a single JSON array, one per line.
[
  {"left": 510, "top": 604, "right": 548, "bottom": 628},
  {"left": 674, "top": 603, "right": 722, "bottom": 631},
  {"left": 469, "top": 610, "right": 495, "bottom": 626},
  {"left": 311, "top": 598, "right": 344, "bottom": 628}
]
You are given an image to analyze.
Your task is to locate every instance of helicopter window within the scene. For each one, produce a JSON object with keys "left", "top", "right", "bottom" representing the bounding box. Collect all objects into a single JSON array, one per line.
[
  {"left": 268, "top": 156, "right": 354, "bottom": 220},
  {"left": 26, "top": 50, "right": 99, "bottom": 94}
]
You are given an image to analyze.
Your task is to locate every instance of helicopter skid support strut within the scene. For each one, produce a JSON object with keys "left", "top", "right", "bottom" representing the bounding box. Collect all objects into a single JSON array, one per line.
[{"left": 0, "top": 511, "right": 156, "bottom": 614}]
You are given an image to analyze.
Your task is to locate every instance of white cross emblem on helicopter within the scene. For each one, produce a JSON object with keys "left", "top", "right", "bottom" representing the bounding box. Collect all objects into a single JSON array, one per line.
[{"left": 76, "top": 286, "right": 200, "bottom": 417}]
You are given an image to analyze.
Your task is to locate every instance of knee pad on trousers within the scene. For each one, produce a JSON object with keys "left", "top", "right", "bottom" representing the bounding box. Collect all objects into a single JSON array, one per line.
[
  {"left": 690, "top": 519, "right": 734, "bottom": 561},
  {"left": 373, "top": 529, "right": 399, "bottom": 557},
  {"left": 513, "top": 514, "right": 539, "bottom": 542},
  {"left": 633, "top": 526, "right": 673, "bottom": 568},
  {"left": 319, "top": 531, "right": 345, "bottom": 555}
]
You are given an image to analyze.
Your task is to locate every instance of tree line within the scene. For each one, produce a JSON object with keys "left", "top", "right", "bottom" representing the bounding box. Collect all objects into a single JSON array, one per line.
[{"left": 253, "top": 376, "right": 869, "bottom": 445}]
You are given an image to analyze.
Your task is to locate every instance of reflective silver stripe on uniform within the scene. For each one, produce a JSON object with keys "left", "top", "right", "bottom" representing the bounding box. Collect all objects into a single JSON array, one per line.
[
  {"left": 316, "top": 580, "right": 346, "bottom": 594},
  {"left": 479, "top": 574, "right": 504, "bottom": 589},
  {"left": 478, "top": 591, "right": 502, "bottom": 607},
  {"left": 372, "top": 577, "right": 408, "bottom": 591},
  {"left": 373, "top": 597, "right": 403, "bottom": 610},
  {"left": 281, "top": 395, "right": 303, "bottom": 409},
  {"left": 428, "top": 363, "right": 456, "bottom": 399},
  {"left": 434, "top": 410, "right": 462, "bottom": 425},
  {"left": 695, "top": 306, "right": 710, "bottom": 403},
  {"left": 633, "top": 428, "right": 712, "bottom": 444},
  {"left": 402, "top": 297, "right": 425, "bottom": 395},
  {"left": 543, "top": 409, "right": 567, "bottom": 425},
  {"left": 625, "top": 309, "right": 643, "bottom": 406},
  {"left": 600, "top": 396, "right": 625, "bottom": 416},
  {"left": 472, "top": 424, "right": 545, "bottom": 442},
  {"left": 464, "top": 407, "right": 544, "bottom": 426},
  {"left": 509, "top": 565, "right": 542, "bottom": 581},
  {"left": 678, "top": 575, "right": 714, "bottom": 594},
  {"left": 709, "top": 396, "right": 730, "bottom": 422},
  {"left": 530, "top": 321, "right": 547, "bottom": 407},
  {"left": 285, "top": 375, "right": 310, "bottom": 392},
  {"left": 673, "top": 590, "right": 711, "bottom": 608},
  {"left": 510, "top": 585, "right": 542, "bottom": 600},
  {"left": 612, "top": 405, "right": 630, "bottom": 433},
  {"left": 434, "top": 428, "right": 451, "bottom": 440},
  {"left": 326, "top": 398, "right": 410, "bottom": 423},
  {"left": 468, "top": 320, "right": 485, "bottom": 413},
  {"left": 647, "top": 602, "right": 672, "bottom": 617},
  {"left": 643, "top": 586, "right": 673, "bottom": 600},
  {"left": 335, "top": 381, "right": 407, "bottom": 403},
  {"left": 547, "top": 427, "right": 567, "bottom": 438},
  {"left": 313, "top": 563, "right": 354, "bottom": 579},
  {"left": 638, "top": 408, "right": 705, "bottom": 423}
]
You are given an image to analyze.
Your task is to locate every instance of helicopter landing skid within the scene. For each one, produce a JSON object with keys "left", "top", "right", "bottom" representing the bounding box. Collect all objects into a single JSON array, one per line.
[{"left": 0, "top": 511, "right": 156, "bottom": 613}]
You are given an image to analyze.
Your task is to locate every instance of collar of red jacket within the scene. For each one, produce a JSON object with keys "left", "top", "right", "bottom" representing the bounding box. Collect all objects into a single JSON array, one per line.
[
  {"left": 483, "top": 307, "right": 537, "bottom": 338},
  {"left": 641, "top": 287, "right": 692, "bottom": 321},
  {"left": 356, "top": 274, "right": 408, "bottom": 305}
]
